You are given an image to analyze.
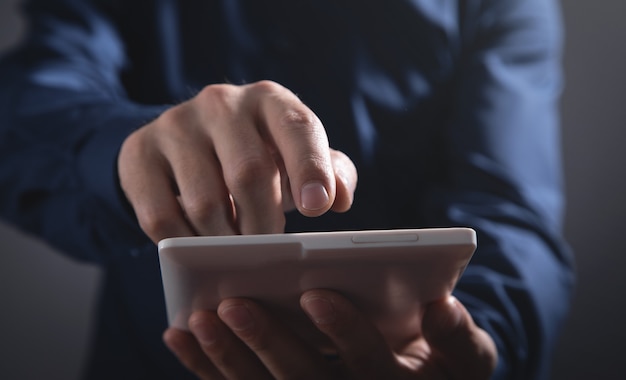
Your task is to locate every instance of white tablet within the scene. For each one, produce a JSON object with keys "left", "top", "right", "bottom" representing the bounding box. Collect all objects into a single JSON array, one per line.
[{"left": 158, "top": 227, "right": 476, "bottom": 351}]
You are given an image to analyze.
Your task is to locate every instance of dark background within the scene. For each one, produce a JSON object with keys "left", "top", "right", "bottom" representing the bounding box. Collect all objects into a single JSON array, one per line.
[{"left": 1, "top": 1, "right": 624, "bottom": 378}]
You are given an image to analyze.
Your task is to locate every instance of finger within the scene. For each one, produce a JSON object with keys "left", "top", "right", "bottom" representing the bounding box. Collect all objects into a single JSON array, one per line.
[
  {"left": 421, "top": 297, "right": 498, "bottom": 380},
  {"left": 163, "top": 327, "right": 225, "bottom": 380},
  {"left": 187, "top": 310, "right": 273, "bottom": 380},
  {"left": 329, "top": 149, "right": 358, "bottom": 213},
  {"left": 217, "top": 298, "right": 334, "bottom": 380},
  {"left": 300, "top": 290, "right": 401, "bottom": 379},
  {"left": 118, "top": 132, "right": 195, "bottom": 243},
  {"left": 279, "top": 148, "right": 356, "bottom": 214},
  {"left": 248, "top": 81, "right": 336, "bottom": 217},
  {"left": 164, "top": 133, "right": 238, "bottom": 236},
  {"left": 195, "top": 84, "right": 286, "bottom": 235}
]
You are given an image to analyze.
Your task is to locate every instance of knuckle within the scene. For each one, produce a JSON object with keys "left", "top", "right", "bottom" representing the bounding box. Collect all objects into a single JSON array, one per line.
[
  {"left": 157, "top": 103, "right": 191, "bottom": 130},
  {"left": 120, "top": 129, "right": 142, "bottom": 153},
  {"left": 296, "top": 151, "right": 327, "bottom": 171},
  {"left": 250, "top": 79, "right": 284, "bottom": 94},
  {"left": 152, "top": 105, "right": 197, "bottom": 145},
  {"left": 279, "top": 109, "right": 319, "bottom": 133},
  {"left": 227, "top": 156, "right": 277, "bottom": 192},
  {"left": 137, "top": 210, "right": 174, "bottom": 240},
  {"left": 120, "top": 129, "right": 158, "bottom": 166},
  {"left": 183, "top": 196, "right": 225, "bottom": 224},
  {"left": 196, "top": 83, "right": 238, "bottom": 114},
  {"left": 198, "top": 83, "right": 235, "bottom": 101}
]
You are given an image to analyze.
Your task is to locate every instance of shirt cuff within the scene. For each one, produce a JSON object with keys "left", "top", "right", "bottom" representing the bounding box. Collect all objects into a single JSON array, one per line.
[{"left": 76, "top": 103, "right": 170, "bottom": 228}]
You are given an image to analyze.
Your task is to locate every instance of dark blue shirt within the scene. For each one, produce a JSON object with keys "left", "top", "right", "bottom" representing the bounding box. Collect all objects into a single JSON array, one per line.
[{"left": 0, "top": 0, "right": 575, "bottom": 379}]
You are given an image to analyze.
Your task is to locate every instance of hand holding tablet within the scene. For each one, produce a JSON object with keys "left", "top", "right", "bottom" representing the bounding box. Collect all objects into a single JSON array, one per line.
[{"left": 158, "top": 227, "right": 476, "bottom": 352}]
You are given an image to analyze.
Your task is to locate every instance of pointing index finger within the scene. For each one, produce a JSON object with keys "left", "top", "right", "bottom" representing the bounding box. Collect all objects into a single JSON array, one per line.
[{"left": 249, "top": 81, "right": 336, "bottom": 217}]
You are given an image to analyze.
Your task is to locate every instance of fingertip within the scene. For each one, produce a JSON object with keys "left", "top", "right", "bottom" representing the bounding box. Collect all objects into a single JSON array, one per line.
[
  {"left": 163, "top": 327, "right": 189, "bottom": 354},
  {"left": 300, "top": 289, "right": 377, "bottom": 343},
  {"left": 217, "top": 300, "right": 256, "bottom": 333},
  {"left": 301, "top": 293, "right": 337, "bottom": 326},
  {"left": 162, "top": 327, "right": 175, "bottom": 346},
  {"left": 422, "top": 296, "right": 465, "bottom": 341},
  {"left": 300, "top": 289, "right": 350, "bottom": 334},
  {"left": 188, "top": 311, "right": 220, "bottom": 346}
]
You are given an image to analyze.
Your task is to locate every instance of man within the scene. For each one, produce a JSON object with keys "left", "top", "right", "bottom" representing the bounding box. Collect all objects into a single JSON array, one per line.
[{"left": 0, "top": 0, "right": 574, "bottom": 379}]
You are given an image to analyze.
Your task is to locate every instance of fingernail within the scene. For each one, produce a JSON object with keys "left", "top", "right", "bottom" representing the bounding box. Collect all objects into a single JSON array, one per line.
[
  {"left": 220, "top": 304, "right": 254, "bottom": 331},
  {"left": 301, "top": 182, "right": 329, "bottom": 211},
  {"left": 303, "top": 296, "right": 336, "bottom": 325}
]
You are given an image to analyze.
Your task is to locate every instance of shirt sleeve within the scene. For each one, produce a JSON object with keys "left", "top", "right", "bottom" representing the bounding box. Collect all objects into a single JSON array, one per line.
[
  {"left": 0, "top": 0, "right": 167, "bottom": 263},
  {"left": 426, "top": 1, "right": 575, "bottom": 379}
]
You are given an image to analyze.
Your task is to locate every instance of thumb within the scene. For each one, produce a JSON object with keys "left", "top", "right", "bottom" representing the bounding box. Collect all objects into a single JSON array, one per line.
[{"left": 422, "top": 296, "right": 498, "bottom": 380}]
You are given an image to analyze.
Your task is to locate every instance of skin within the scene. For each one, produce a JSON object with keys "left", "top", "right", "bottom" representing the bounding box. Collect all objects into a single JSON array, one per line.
[
  {"left": 163, "top": 292, "right": 497, "bottom": 380},
  {"left": 118, "top": 80, "right": 497, "bottom": 379}
]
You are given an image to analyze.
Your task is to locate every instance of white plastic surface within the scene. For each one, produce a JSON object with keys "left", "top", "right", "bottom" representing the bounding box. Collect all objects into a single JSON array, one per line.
[{"left": 158, "top": 228, "right": 476, "bottom": 351}]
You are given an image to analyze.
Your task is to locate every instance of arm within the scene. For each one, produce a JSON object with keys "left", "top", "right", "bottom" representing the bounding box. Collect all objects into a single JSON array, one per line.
[
  {"left": 163, "top": 2, "right": 570, "bottom": 379},
  {"left": 0, "top": 0, "right": 356, "bottom": 262},
  {"left": 0, "top": 0, "right": 164, "bottom": 263},
  {"left": 426, "top": 1, "right": 575, "bottom": 378}
]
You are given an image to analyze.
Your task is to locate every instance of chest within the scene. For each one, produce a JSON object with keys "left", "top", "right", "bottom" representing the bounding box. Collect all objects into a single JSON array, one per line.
[{"left": 122, "top": 1, "right": 460, "bottom": 170}]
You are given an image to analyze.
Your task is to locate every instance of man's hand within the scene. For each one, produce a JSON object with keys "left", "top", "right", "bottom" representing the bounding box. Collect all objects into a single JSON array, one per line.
[
  {"left": 118, "top": 81, "right": 357, "bottom": 243},
  {"left": 163, "top": 291, "right": 497, "bottom": 379}
]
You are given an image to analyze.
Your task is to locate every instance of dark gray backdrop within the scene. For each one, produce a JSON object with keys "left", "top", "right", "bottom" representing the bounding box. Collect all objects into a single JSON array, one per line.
[{"left": 1, "top": 0, "right": 624, "bottom": 378}]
